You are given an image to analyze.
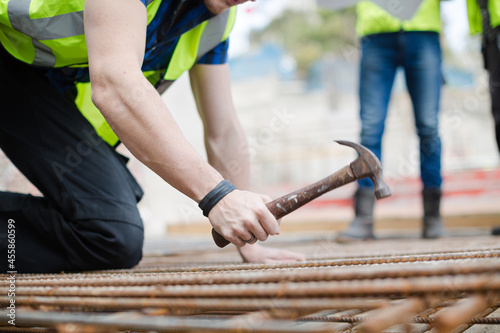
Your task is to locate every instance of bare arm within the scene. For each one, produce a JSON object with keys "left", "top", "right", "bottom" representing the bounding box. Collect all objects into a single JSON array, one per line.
[
  {"left": 189, "top": 64, "right": 249, "bottom": 187},
  {"left": 189, "top": 64, "right": 279, "bottom": 246},
  {"left": 190, "top": 64, "right": 305, "bottom": 262},
  {"left": 84, "top": 0, "right": 279, "bottom": 248},
  {"left": 85, "top": 0, "right": 223, "bottom": 202}
]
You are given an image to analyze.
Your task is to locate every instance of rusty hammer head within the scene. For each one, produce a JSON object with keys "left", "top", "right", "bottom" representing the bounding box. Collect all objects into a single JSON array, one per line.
[{"left": 336, "top": 140, "right": 391, "bottom": 199}]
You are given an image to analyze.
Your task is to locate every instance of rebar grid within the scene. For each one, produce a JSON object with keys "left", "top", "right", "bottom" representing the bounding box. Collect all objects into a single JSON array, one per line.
[
  {"left": 3, "top": 249, "right": 498, "bottom": 280},
  {"left": 0, "top": 239, "right": 498, "bottom": 333},
  {"left": 2, "top": 258, "right": 498, "bottom": 288}
]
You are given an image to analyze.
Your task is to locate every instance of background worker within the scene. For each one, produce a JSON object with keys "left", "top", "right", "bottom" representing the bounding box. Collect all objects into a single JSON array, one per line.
[
  {"left": 337, "top": 0, "right": 447, "bottom": 241},
  {"left": 0, "top": 0, "right": 305, "bottom": 273},
  {"left": 466, "top": 0, "right": 500, "bottom": 235}
]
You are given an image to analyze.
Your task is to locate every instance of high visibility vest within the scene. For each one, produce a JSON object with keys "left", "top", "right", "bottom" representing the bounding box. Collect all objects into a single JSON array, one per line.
[
  {"left": 356, "top": 0, "right": 441, "bottom": 38},
  {"left": 466, "top": 0, "right": 500, "bottom": 35},
  {"left": 0, "top": 0, "right": 236, "bottom": 146}
]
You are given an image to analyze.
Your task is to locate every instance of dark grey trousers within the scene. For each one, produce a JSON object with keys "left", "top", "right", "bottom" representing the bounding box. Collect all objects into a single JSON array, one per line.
[
  {"left": 484, "top": 32, "right": 500, "bottom": 152},
  {"left": 0, "top": 48, "right": 144, "bottom": 273}
]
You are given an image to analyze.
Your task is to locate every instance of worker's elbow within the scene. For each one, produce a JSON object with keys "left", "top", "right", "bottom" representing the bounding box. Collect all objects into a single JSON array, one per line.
[
  {"left": 90, "top": 67, "right": 147, "bottom": 117},
  {"left": 206, "top": 116, "right": 238, "bottom": 140},
  {"left": 89, "top": 63, "right": 128, "bottom": 113},
  {"left": 90, "top": 78, "right": 114, "bottom": 113},
  {"left": 206, "top": 122, "right": 248, "bottom": 155}
]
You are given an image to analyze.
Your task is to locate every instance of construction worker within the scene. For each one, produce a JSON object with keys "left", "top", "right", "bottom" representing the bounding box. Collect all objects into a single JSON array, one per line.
[
  {"left": 466, "top": 0, "right": 500, "bottom": 236},
  {"left": 0, "top": 0, "right": 305, "bottom": 273},
  {"left": 467, "top": 0, "right": 500, "bottom": 153},
  {"left": 337, "top": 0, "right": 447, "bottom": 241}
]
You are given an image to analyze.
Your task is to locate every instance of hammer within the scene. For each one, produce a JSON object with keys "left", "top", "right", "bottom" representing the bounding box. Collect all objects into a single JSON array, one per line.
[{"left": 212, "top": 140, "right": 391, "bottom": 248}]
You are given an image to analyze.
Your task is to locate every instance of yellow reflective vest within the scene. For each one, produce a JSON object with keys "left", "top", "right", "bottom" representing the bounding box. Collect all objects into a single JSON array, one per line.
[
  {"left": 466, "top": 0, "right": 500, "bottom": 35},
  {"left": 0, "top": 0, "right": 236, "bottom": 146},
  {"left": 356, "top": 0, "right": 441, "bottom": 38}
]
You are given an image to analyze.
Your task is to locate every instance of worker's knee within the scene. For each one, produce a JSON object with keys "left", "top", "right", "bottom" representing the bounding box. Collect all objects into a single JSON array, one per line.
[
  {"left": 104, "top": 222, "right": 144, "bottom": 269},
  {"left": 71, "top": 219, "right": 144, "bottom": 271}
]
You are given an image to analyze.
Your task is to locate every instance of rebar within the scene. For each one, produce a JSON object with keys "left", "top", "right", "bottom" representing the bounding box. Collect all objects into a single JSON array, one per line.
[
  {"left": 2, "top": 310, "right": 346, "bottom": 333},
  {"left": 298, "top": 314, "right": 500, "bottom": 324},
  {"left": 433, "top": 294, "right": 495, "bottom": 332},
  {"left": 4, "top": 249, "right": 496, "bottom": 278},
  {"left": 3, "top": 259, "right": 498, "bottom": 288},
  {"left": 0, "top": 237, "right": 497, "bottom": 333},
  {"left": 355, "top": 298, "right": 425, "bottom": 333},
  {"left": 6, "top": 273, "right": 499, "bottom": 300},
  {"left": 0, "top": 297, "right": 391, "bottom": 312}
]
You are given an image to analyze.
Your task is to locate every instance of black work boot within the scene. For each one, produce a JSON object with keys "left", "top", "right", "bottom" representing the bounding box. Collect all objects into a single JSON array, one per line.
[
  {"left": 422, "top": 188, "right": 447, "bottom": 239},
  {"left": 337, "top": 188, "right": 375, "bottom": 242}
]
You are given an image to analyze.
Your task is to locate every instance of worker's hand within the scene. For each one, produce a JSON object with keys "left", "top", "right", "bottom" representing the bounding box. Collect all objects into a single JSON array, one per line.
[
  {"left": 208, "top": 190, "right": 279, "bottom": 247},
  {"left": 238, "top": 243, "right": 306, "bottom": 263}
]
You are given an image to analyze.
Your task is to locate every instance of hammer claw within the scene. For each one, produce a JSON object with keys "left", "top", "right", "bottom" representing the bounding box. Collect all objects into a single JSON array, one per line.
[{"left": 335, "top": 140, "right": 391, "bottom": 199}]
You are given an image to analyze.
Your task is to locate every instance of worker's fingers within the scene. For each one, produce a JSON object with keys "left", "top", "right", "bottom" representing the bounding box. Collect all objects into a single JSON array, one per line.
[
  {"left": 259, "top": 194, "right": 273, "bottom": 204},
  {"left": 237, "top": 194, "right": 279, "bottom": 242},
  {"left": 234, "top": 194, "right": 271, "bottom": 242},
  {"left": 208, "top": 190, "right": 279, "bottom": 246},
  {"left": 214, "top": 225, "right": 247, "bottom": 248},
  {"left": 240, "top": 233, "right": 257, "bottom": 245},
  {"left": 238, "top": 243, "right": 306, "bottom": 263},
  {"left": 257, "top": 194, "right": 281, "bottom": 226},
  {"left": 245, "top": 213, "right": 269, "bottom": 242},
  {"left": 255, "top": 195, "right": 280, "bottom": 236}
]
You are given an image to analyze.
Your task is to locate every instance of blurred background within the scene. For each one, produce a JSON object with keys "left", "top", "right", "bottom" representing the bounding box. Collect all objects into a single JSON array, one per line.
[{"left": 1, "top": 0, "right": 499, "bottom": 239}]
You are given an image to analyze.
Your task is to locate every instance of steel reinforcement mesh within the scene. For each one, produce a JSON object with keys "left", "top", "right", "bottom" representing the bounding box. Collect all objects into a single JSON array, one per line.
[{"left": 0, "top": 235, "right": 499, "bottom": 333}]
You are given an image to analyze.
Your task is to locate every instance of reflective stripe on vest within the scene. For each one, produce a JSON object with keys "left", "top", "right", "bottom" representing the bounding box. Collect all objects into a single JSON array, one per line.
[
  {"left": 0, "top": 0, "right": 236, "bottom": 146},
  {"left": 76, "top": 7, "right": 236, "bottom": 147},
  {"left": 356, "top": 0, "right": 441, "bottom": 37},
  {"left": 165, "top": 8, "right": 234, "bottom": 80},
  {"left": 0, "top": 0, "right": 162, "bottom": 67},
  {"left": 467, "top": 0, "right": 500, "bottom": 35}
]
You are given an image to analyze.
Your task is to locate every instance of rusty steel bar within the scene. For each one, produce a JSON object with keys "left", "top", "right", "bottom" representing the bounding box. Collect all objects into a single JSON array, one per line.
[
  {"left": 3, "top": 250, "right": 498, "bottom": 282},
  {"left": 2, "top": 300, "right": 495, "bottom": 332},
  {"left": 3, "top": 259, "right": 499, "bottom": 288},
  {"left": 355, "top": 297, "right": 426, "bottom": 333},
  {"left": 413, "top": 325, "right": 433, "bottom": 333},
  {"left": 2, "top": 310, "right": 345, "bottom": 333},
  {"left": 91, "top": 250, "right": 500, "bottom": 274},
  {"left": 0, "top": 297, "right": 390, "bottom": 313},
  {"left": 55, "top": 324, "right": 117, "bottom": 333},
  {"left": 298, "top": 315, "right": 500, "bottom": 325},
  {"left": 0, "top": 242, "right": 496, "bottom": 333},
  {"left": 221, "top": 309, "right": 353, "bottom": 332},
  {"left": 439, "top": 306, "right": 498, "bottom": 333},
  {"left": 434, "top": 295, "right": 493, "bottom": 333},
  {"left": 7, "top": 274, "right": 500, "bottom": 300},
  {"left": 0, "top": 328, "right": 50, "bottom": 332}
]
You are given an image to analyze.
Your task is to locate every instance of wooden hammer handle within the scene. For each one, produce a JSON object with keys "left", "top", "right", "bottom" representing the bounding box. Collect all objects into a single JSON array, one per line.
[{"left": 212, "top": 165, "right": 355, "bottom": 248}]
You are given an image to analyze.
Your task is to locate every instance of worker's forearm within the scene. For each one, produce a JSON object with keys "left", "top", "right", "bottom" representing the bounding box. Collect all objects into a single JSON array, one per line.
[
  {"left": 188, "top": 64, "right": 250, "bottom": 190},
  {"left": 91, "top": 72, "right": 223, "bottom": 202},
  {"left": 205, "top": 124, "right": 250, "bottom": 190}
]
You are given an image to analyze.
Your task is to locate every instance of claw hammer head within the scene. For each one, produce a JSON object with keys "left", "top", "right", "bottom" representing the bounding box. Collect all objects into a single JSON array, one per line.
[{"left": 336, "top": 140, "right": 391, "bottom": 199}]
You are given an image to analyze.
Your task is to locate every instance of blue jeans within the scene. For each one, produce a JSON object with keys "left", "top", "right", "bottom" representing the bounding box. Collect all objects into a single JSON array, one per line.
[{"left": 358, "top": 31, "right": 442, "bottom": 189}]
